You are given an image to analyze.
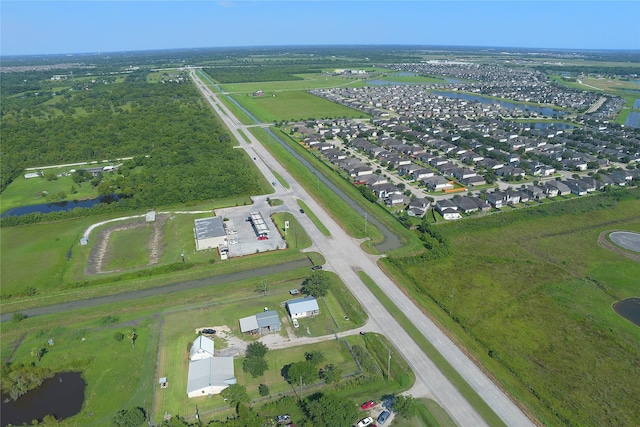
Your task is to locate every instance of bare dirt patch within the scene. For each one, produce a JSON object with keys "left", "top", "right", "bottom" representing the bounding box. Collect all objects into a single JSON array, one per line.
[{"left": 85, "top": 214, "right": 169, "bottom": 275}]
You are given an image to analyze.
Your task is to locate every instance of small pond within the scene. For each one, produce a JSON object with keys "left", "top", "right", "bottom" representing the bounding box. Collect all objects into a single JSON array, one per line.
[
  {"left": 518, "top": 122, "right": 575, "bottom": 130},
  {"left": 613, "top": 298, "right": 640, "bottom": 327},
  {"left": 1, "top": 195, "right": 119, "bottom": 218},
  {"left": 431, "top": 91, "right": 565, "bottom": 117},
  {"left": 625, "top": 112, "right": 640, "bottom": 128},
  {"left": 1, "top": 372, "right": 85, "bottom": 426}
]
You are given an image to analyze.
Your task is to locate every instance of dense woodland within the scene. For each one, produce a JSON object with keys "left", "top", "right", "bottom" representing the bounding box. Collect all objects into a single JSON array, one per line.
[{"left": 0, "top": 69, "right": 267, "bottom": 219}]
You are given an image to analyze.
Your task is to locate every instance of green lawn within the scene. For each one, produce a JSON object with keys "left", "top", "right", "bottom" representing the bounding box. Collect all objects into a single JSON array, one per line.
[{"left": 101, "top": 224, "right": 152, "bottom": 271}]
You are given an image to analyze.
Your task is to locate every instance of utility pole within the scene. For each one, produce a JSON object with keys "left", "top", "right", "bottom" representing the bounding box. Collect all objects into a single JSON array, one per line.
[
  {"left": 450, "top": 289, "right": 455, "bottom": 316},
  {"left": 181, "top": 245, "right": 185, "bottom": 264},
  {"left": 299, "top": 376, "right": 303, "bottom": 401},
  {"left": 364, "top": 213, "right": 368, "bottom": 235},
  {"left": 387, "top": 348, "right": 391, "bottom": 381}
]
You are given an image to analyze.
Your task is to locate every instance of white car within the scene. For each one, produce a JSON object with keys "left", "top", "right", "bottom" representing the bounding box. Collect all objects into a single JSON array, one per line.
[
  {"left": 292, "top": 319, "right": 299, "bottom": 328},
  {"left": 229, "top": 239, "right": 238, "bottom": 245},
  {"left": 357, "top": 417, "right": 374, "bottom": 427},
  {"left": 227, "top": 230, "right": 237, "bottom": 235}
]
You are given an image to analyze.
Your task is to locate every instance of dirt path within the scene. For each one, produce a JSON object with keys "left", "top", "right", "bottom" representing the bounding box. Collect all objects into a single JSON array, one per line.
[
  {"left": 597, "top": 230, "right": 640, "bottom": 262},
  {"left": 85, "top": 214, "right": 169, "bottom": 275}
]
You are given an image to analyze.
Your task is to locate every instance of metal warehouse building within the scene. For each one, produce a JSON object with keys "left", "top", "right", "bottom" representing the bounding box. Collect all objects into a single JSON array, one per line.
[{"left": 194, "top": 217, "right": 227, "bottom": 251}]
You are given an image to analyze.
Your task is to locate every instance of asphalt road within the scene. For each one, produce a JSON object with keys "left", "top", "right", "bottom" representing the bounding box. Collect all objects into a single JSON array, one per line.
[
  {"left": 0, "top": 259, "right": 312, "bottom": 323},
  {"left": 190, "top": 69, "right": 535, "bottom": 426}
]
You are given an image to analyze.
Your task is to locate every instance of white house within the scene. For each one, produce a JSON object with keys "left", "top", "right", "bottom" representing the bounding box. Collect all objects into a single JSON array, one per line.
[
  {"left": 186, "top": 335, "right": 236, "bottom": 398},
  {"left": 286, "top": 296, "right": 320, "bottom": 320}
]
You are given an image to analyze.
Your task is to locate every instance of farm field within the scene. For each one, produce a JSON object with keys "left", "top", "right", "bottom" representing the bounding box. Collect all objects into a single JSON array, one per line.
[{"left": 385, "top": 192, "right": 640, "bottom": 426}]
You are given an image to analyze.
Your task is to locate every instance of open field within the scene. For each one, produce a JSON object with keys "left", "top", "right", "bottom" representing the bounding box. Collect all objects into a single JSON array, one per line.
[
  {"left": 0, "top": 204, "right": 315, "bottom": 310},
  {"left": 229, "top": 90, "right": 367, "bottom": 123},
  {"left": 384, "top": 193, "right": 640, "bottom": 426},
  {"left": 217, "top": 73, "right": 363, "bottom": 93}
]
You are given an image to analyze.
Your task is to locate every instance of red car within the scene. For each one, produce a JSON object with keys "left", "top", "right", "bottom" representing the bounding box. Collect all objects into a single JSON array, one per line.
[{"left": 361, "top": 400, "right": 377, "bottom": 410}]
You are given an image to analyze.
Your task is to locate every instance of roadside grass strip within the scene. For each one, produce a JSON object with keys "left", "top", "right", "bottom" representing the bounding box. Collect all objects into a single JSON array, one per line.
[
  {"left": 357, "top": 271, "right": 507, "bottom": 427},
  {"left": 296, "top": 199, "right": 331, "bottom": 237},
  {"left": 271, "top": 169, "right": 290, "bottom": 189}
]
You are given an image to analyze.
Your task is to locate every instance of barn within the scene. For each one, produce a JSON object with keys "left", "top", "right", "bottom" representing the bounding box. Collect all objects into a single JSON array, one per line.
[
  {"left": 194, "top": 217, "right": 227, "bottom": 251},
  {"left": 186, "top": 335, "right": 236, "bottom": 398}
]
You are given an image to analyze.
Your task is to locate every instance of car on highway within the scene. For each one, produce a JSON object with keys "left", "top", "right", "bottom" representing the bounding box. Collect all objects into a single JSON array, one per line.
[
  {"left": 377, "top": 410, "right": 390, "bottom": 425},
  {"left": 356, "top": 417, "right": 374, "bottom": 427},
  {"left": 299, "top": 208, "right": 305, "bottom": 214},
  {"left": 361, "top": 400, "right": 376, "bottom": 410}
]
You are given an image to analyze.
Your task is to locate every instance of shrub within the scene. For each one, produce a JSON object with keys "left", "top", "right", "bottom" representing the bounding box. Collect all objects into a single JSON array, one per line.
[
  {"left": 113, "top": 332, "right": 124, "bottom": 342},
  {"left": 258, "top": 383, "right": 270, "bottom": 396}
]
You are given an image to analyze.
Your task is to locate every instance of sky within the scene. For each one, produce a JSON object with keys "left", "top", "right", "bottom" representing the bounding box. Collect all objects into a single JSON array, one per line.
[{"left": 1, "top": 1, "right": 639, "bottom": 56}]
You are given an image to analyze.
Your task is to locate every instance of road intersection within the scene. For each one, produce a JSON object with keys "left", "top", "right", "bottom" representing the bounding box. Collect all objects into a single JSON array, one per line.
[{"left": 189, "top": 69, "right": 536, "bottom": 427}]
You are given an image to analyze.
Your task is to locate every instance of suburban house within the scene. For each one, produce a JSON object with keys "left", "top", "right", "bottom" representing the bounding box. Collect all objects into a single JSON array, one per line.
[
  {"left": 286, "top": 296, "right": 320, "bottom": 320},
  {"left": 186, "top": 336, "right": 236, "bottom": 398},
  {"left": 406, "top": 198, "right": 430, "bottom": 217},
  {"left": 239, "top": 310, "right": 281, "bottom": 335}
]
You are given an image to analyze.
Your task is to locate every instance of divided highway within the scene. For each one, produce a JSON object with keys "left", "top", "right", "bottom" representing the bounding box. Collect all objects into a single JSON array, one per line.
[{"left": 189, "top": 69, "right": 535, "bottom": 427}]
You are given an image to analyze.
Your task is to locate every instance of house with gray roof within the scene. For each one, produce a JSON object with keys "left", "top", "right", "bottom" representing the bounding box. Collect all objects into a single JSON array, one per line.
[{"left": 239, "top": 310, "right": 281, "bottom": 335}]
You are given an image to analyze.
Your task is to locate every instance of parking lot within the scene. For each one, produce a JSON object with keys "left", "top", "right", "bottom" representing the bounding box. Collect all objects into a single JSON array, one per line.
[{"left": 215, "top": 203, "right": 287, "bottom": 258}]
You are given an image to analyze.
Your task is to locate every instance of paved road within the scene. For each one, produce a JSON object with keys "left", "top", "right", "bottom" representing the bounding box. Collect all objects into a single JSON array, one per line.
[
  {"left": 0, "top": 259, "right": 312, "bottom": 323},
  {"left": 190, "top": 69, "right": 535, "bottom": 427}
]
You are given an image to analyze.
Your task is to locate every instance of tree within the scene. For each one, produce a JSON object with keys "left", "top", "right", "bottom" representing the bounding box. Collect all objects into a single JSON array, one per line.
[
  {"left": 321, "top": 364, "right": 342, "bottom": 384},
  {"left": 245, "top": 341, "right": 268, "bottom": 359},
  {"left": 31, "top": 347, "right": 44, "bottom": 362},
  {"left": 243, "top": 355, "right": 268, "bottom": 378},
  {"left": 258, "top": 383, "right": 270, "bottom": 396},
  {"left": 128, "top": 329, "right": 137, "bottom": 348},
  {"left": 302, "top": 271, "right": 331, "bottom": 297},
  {"left": 111, "top": 407, "right": 146, "bottom": 427},
  {"left": 305, "top": 350, "right": 326, "bottom": 366},
  {"left": 220, "top": 384, "right": 250, "bottom": 406},
  {"left": 305, "top": 393, "right": 358, "bottom": 426},
  {"left": 285, "top": 360, "right": 318, "bottom": 385},
  {"left": 45, "top": 171, "right": 58, "bottom": 181},
  {"left": 392, "top": 395, "right": 419, "bottom": 419}
]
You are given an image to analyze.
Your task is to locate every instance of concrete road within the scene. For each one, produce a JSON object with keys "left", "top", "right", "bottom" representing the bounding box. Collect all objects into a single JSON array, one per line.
[{"left": 189, "top": 69, "right": 535, "bottom": 427}]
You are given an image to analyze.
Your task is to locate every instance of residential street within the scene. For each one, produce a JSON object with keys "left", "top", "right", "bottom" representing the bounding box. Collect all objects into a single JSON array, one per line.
[{"left": 189, "top": 69, "right": 536, "bottom": 427}]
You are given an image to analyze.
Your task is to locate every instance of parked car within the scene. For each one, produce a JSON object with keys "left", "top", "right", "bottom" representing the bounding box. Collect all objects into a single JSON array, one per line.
[
  {"left": 377, "top": 410, "right": 390, "bottom": 425},
  {"left": 275, "top": 414, "right": 291, "bottom": 425},
  {"left": 229, "top": 239, "right": 238, "bottom": 245},
  {"left": 292, "top": 319, "right": 299, "bottom": 328},
  {"left": 201, "top": 329, "right": 216, "bottom": 335},
  {"left": 311, "top": 265, "right": 323, "bottom": 270},
  {"left": 356, "top": 417, "right": 374, "bottom": 427},
  {"left": 361, "top": 400, "right": 377, "bottom": 410}
]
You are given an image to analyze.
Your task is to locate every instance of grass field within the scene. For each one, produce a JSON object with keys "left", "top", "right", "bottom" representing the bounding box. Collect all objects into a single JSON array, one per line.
[
  {"left": 101, "top": 224, "right": 152, "bottom": 271},
  {"left": 384, "top": 193, "right": 640, "bottom": 426},
  {"left": 228, "top": 90, "right": 367, "bottom": 123},
  {"left": 217, "top": 73, "right": 363, "bottom": 94},
  {"left": 0, "top": 170, "right": 99, "bottom": 214}
]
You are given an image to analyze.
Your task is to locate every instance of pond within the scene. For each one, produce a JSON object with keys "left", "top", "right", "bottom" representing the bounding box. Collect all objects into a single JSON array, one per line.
[
  {"left": 1, "top": 195, "right": 119, "bottom": 218},
  {"left": 613, "top": 297, "right": 640, "bottom": 327},
  {"left": 518, "top": 122, "right": 575, "bottom": 130},
  {"left": 625, "top": 112, "right": 640, "bottom": 128},
  {"left": 431, "top": 91, "right": 564, "bottom": 117},
  {"left": 1, "top": 372, "right": 85, "bottom": 426}
]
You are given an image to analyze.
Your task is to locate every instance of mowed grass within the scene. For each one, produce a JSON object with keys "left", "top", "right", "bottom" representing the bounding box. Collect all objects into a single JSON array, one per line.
[
  {"left": 101, "top": 224, "right": 152, "bottom": 271},
  {"left": 229, "top": 90, "right": 366, "bottom": 123},
  {"left": 152, "top": 272, "right": 364, "bottom": 423},
  {"left": 0, "top": 172, "right": 98, "bottom": 214},
  {"left": 384, "top": 195, "right": 640, "bottom": 426},
  {"left": 217, "top": 73, "right": 362, "bottom": 93}
]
